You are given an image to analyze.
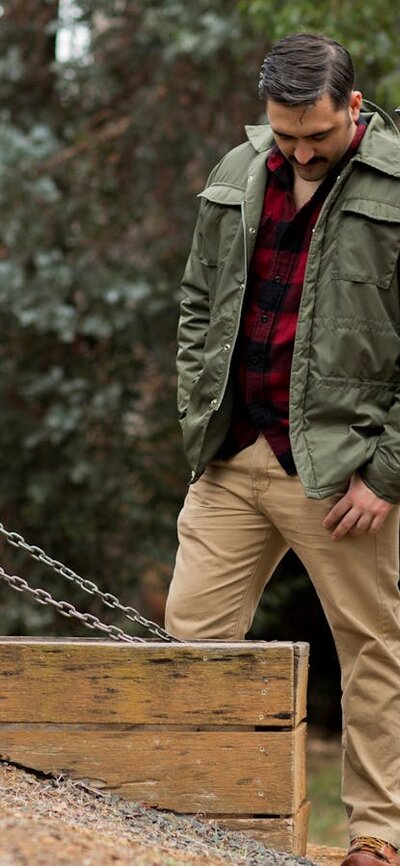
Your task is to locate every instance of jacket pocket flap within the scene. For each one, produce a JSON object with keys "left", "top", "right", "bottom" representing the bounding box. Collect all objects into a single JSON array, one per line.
[
  {"left": 341, "top": 198, "right": 400, "bottom": 223},
  {"left": 198, "top": 183, "right": 245, "bottom": 206}
]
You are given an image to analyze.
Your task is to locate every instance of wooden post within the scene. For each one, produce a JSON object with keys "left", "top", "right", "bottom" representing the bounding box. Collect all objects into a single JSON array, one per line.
[{"left": 0, "top": 638, "right": 309, "bottom": 853}]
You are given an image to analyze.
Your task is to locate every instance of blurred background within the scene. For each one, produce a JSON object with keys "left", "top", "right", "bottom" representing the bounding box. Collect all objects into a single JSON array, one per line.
[{"left": 0, "top": 2, "right": 398, "bottom": 841}]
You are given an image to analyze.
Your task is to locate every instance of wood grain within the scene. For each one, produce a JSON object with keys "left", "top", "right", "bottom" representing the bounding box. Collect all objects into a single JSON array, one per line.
[
  {"left": 0, "top": 724, "right": 307, "bottom": 815},
  {"left": 0, "top": 637, "right": 309, "bottom": 842},
  {"left": 0, "top": 639, "right": 308, "bottom": 727}
]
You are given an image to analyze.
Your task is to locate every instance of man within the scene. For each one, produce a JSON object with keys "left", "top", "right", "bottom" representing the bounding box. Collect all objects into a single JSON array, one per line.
[{"left": 165, "top": 32, "right": 400, "bottom": 866}]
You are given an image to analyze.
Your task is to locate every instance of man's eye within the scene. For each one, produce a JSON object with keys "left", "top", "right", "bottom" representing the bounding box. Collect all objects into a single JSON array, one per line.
[
  {"left": 311, "top": 133, "right": 328, "bottom": 141},
  {"left": 277, "top": 134, "right": 293, "bottom": 141}
]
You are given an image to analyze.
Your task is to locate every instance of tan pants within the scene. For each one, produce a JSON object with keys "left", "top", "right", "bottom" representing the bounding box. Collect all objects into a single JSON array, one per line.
[{"left": 165, "top": 435, "right": 400, "bottom": 847}]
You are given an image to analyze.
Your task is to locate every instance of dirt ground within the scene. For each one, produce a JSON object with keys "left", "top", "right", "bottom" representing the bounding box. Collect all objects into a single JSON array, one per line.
[{"left": 0, "top": 761, "right": 319, "bottom": 866}]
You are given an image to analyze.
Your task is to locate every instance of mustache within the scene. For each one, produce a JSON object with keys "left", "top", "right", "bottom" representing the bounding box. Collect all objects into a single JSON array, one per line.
[{"left": 289, "top": 156, "right": 328, "bottom": 166}]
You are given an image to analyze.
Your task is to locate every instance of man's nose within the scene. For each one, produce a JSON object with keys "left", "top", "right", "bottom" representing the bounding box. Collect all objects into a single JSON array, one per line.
[{"left": 293, "top": 141, "right": 315, "bottom": 164}]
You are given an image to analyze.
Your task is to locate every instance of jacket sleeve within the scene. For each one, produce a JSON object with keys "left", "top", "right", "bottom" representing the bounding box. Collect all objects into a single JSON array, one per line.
[
  {"left": 360, "top": 402, "right": 400, "bottom": 504},
  {"left": 176, "top": 168, "right": 218, "bottom": 424},
  {"left": 361, "top": 257, "right": 400, "bottom": 504},
  {"left": 361, "top": 388, "right": 400, "bottom": 504}
]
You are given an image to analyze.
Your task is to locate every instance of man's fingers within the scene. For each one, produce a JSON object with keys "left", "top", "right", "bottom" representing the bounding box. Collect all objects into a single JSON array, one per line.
[
  {"left": 323, "top": 496, "right": 351, "bottom": 529},
  {"left": 330, "top": 508, "right": 361, "bottom": 540},
  {"left": 369, "top": 514, "right": 386, "bottom": 534},
  {"left": 322, "top": 474, "right": 393, "bottom": 540},
  {"left": 349, "top": 514, "right": 373, "bottom": 536}
]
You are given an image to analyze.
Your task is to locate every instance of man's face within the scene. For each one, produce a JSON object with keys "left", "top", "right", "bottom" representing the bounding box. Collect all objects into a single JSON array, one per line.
[{"left": 266, "top": 91, "right": 363, "bottom": 182}]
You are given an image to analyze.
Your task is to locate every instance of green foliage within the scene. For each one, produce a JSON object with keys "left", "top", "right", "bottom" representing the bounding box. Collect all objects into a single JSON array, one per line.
[
  {"left": 238, "top": 0, "right": 400, "bottom": 107},
  {"left": 308, "top": 741, "right": 346, "bottom": 846},
  {"left": 0, "top": 0, "right": 264, "bottom": 638}
]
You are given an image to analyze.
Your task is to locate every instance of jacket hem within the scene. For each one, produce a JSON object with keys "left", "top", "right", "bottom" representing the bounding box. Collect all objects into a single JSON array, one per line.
[{"left": 303, "top": 482, "right": 348, "bottom": 500}]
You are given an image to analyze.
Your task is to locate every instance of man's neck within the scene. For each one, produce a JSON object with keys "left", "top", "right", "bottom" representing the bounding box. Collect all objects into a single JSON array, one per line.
[{"left": 292, "top": 174, "right": 323, "bottom": 211}]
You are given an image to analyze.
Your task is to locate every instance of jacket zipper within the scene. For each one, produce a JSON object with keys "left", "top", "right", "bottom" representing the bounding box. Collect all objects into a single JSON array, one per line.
[
  {"left": 241, "top": 200, "right": 248, "bottom": 277},
  {"left": 289, "top": 157, "right": 359, "bottom": 473},
  {"left": 300, "top": 158, "right": 355, "bottom": 290}
]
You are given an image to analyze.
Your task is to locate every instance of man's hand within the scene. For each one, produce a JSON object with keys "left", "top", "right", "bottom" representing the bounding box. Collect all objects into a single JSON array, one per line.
[{"left": 323, "top": 473, "right": 393, "bottom": 541}]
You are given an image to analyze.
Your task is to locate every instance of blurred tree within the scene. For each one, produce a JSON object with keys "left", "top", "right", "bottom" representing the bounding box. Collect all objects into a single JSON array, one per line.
[
  {"left": 239, "top": 0, "right": 400, "bottom": 108},
  {"left": 0, "top": 0, "right": 265, "bottom": 639}
]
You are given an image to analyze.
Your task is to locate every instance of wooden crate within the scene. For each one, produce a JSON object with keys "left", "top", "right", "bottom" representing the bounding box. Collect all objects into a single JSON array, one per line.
[{"left": 0, "top": 637, "right": 309, "bottom": 853}]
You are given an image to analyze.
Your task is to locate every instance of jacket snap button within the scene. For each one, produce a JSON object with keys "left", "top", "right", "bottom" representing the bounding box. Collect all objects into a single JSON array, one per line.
[
  {"left": 249, "top": 227, "right": 256, "bottom": 234},
  {"left": 210, "top": 398, "right": 218, "bottom": 408}
]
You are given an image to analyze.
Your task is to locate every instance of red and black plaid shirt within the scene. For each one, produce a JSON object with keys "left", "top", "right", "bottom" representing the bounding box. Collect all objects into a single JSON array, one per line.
[{"left": 218, "top": 121, "right": 367, "bottom": 474}]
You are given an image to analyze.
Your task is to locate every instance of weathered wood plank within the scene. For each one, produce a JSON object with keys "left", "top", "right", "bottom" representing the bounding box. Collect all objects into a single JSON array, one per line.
[
  {"left": 0, "top": 639, "right": 307, "bottom": 727},
  {"left": 0, "top": 724, "right": 307, "bottom": 814},
  {"left": 217, "top": 798, "right": 311, "bottom": 854}
]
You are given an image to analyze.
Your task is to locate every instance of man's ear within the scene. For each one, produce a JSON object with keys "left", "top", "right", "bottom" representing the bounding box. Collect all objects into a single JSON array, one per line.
[{"left": 349, "top": 90, "right": 363, "bottom": 121}]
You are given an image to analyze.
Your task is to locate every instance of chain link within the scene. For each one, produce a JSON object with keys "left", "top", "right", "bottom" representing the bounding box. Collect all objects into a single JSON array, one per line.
[
  {"left": 0, "top": 522, "right": 178, "bottom": 643},
  {"left": 0, "top": 566, "right": 145, "bottom": 642}
]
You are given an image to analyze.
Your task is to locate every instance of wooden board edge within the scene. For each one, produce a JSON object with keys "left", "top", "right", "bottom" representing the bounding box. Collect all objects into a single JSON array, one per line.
[
  {"left": 293, "top": 721, "right": 307, "bottom": 813},
  {"left": 294, "top": 798, "right": 311, "bottom": 855},
  {"left": 294, "top": 643, "right": 309, "bottom": 726},
  {"left": 0, "top": 637, "right": 299, "bottom": 651}
]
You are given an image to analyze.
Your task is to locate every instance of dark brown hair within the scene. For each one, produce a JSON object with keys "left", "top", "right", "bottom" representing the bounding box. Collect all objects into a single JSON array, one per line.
[{"left": 258, "top": 32, "right": 355, "bottom": 108}]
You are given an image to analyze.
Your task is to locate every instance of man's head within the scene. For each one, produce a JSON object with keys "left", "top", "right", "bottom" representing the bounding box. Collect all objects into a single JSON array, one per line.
[{"left": 259, "top": 33, "right": 363, "bottom": 182}]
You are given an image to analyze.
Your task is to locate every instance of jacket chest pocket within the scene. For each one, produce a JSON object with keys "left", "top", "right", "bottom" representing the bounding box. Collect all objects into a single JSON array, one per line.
[
  {"left": 335, "top": 198, "right": 400, "bottom": 289},
  {"left": 198, "top": 183, "right": 244, "bottom": 267}
]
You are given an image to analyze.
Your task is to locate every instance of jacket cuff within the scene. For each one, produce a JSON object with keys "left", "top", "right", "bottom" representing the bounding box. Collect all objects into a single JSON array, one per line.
[{"left": 360, "top": 450, "right": 400, "bottom": 504}]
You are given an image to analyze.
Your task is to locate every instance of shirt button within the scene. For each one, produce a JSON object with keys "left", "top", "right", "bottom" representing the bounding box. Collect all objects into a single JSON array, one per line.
[
  {"left": 273, "top": 275, "right": 281, "bottom": 283},
  {"left": 261, "top": 314, "right": 269, "bottom": 323}
]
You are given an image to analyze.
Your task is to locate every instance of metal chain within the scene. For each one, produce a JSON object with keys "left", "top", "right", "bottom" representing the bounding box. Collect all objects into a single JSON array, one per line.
[
  {"left": 0, "top": 522, "right": 177, "bottom": 643},
  {"left": 0, "top": 565, "right": 144, "bottom": 642}
]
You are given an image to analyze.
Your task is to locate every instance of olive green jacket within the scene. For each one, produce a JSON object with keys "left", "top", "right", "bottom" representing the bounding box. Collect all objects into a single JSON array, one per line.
[{"left": 177, "top": 102, "right": 400, "bottom": 502}]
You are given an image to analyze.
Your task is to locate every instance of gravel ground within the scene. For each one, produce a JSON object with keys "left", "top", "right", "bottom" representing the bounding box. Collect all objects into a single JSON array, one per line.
[{"left": 0, "top": 761, "right": 317, "bottom": 866}]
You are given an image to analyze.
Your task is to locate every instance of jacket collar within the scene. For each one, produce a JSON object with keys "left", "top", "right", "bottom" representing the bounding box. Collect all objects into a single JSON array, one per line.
[
  {"left": 244, "top": 123, "right": 274, "bottom": 153},
  {"left": 244, "top": 99, "right": 400, "bottom": 178},
  {"left": 355, "top": 100, "right": 400, "bottom": 177}
]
